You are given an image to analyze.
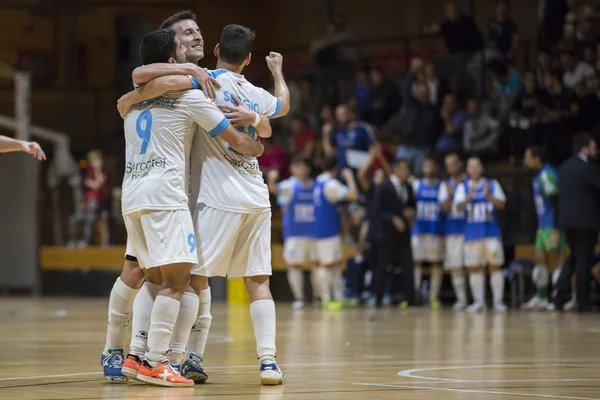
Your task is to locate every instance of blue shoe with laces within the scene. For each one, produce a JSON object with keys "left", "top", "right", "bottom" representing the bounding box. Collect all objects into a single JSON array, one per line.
[
  {"left": 101, "top": 348, "right": 128, "bottom": 383},
  {"left": 180, "top": 352, "right": 208, "bottom": 384},
  {"left": 260, "top": 359, "right": 284, "bottom": 385}
]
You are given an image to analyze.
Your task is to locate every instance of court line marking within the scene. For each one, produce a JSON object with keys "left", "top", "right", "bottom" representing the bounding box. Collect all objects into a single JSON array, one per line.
[{"left": 356, "top": 383, "right": 600, "bottom": 400}]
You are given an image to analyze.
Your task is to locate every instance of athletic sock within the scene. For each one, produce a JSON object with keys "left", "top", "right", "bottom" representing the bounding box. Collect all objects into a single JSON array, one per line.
[
  {"left": 316, "top": 267, "right": 331, "bottom": 303},
  {"left": 414, "top": 266, "right": 423, "bottom": 294},
  {"left": 331, "top": 266, "right": 343, "bottom": 302},
  {"left": 168, "top": 292, "right": 199, "bottom": 365},
  {"left": 451, "top": 271, "right": 467, "bottom": 305},
  {"left": 129, "top": 281, "right": 160, "bottom": 357},
  {"left": 469, "top": 271, "right": 485, "bottom": 303},
  {"left": 145, "top": 295, "right": 180, "bottom": 365},
  {"left": 250, "top": 299, "right": 276, "bottom": 363},
  {"left": 430, "top": 266, "right": 443, "bottom": 301},
  {"left": 287, "top": 267, "right": 304, "bottom": 301},
  {"left": 186, "top": 288, "right": 212, "bottom": 358},
  {"left": 490, "top": 270, "right": 505, "bottom": 304},
  {"left": 104, "top": 277, "right": 138, "bottom": 352}
]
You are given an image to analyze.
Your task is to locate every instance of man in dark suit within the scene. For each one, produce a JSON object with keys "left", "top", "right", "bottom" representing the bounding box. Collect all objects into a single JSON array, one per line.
[
  {"left": 372, "top": 158, "right": 416, "bottom": 307},
  {"left": 554, "top": 134, "right": 600, "bottom": 312}
]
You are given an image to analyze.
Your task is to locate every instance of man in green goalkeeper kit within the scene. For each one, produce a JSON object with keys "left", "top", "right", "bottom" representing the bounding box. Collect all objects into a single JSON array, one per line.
[{"left": 523, "top": 146, "right": 565, "bottom": 310}]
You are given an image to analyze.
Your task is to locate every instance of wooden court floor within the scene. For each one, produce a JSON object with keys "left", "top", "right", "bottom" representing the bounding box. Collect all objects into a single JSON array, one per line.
[{"left": 0, "top": 298, "right": 599, "bottom": 400}]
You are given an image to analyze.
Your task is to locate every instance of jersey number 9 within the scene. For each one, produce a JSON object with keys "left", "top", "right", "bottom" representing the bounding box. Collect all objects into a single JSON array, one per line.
[{"left": 136, "top": 110, "right": 153, "bottom": 155}]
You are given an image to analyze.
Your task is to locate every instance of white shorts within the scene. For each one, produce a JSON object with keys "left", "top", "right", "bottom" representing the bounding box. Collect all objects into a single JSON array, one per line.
[
  {"left": 315, "top": 235, "right": 343, "bottom": 266},
  {"left": 283, "top": 237, "right": 317, "bottom": 266},
  {"left": 125, "top": 239, "right": 136, "bottom": 259},
  {"left": 192, "top": 204, "right": 271, "bottom": 279},
  {"left": 411, "top": 234, "right": 443, "bottom": 263},
  {"left": 123, "top": 209, "right": 197, "bottom": 269},
  {"left": 444, "top": 235, "right": 464, "bottom": 270},
  {"left": 464, "top": 238, "right": 504, "bottom": 268}
]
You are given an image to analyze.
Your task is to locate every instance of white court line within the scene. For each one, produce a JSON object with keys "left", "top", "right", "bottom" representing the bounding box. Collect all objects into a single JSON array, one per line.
[{"left": 356, "top": 383, "right": 600, "bottom": 400}]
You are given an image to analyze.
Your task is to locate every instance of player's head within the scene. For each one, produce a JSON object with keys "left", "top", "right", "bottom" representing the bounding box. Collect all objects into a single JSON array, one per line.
[
  {"left": 422, "top": 156, "right": 438, "bottom": 179},
  {"left": 290, "top": 156, "right": 311, "bottom": 180},
  {"left": 87, "top": 150, "right": 103, "bottom": 169},
  {"left": 523, "top": 145, "right": 544, "bottom": 170},
  {"left": 574, "top": 133, "right": 598, "bottom": 160},
  {"left": 466, "top": 156, "right": 484, "bottom": 180},
  {"left": 335, "top": 103, "right": 355, "bottom": 126},
  {"left": 392, "top": 158, "right": 411, "bottom": 181},
  {"left": 323, "top": 154, "right": 339, "bottom": 174},
  {"left": 139, "top": 29, "right": 186, "bottom": 65},
  {"left": 160, "top": 10, "right": 203, "bottom": 63},
  {"left": 215, "top": 24, "right": 255, "bottom": 68},
  {"left": 444, "top": 151, "right": 463, "bottom": 177}
]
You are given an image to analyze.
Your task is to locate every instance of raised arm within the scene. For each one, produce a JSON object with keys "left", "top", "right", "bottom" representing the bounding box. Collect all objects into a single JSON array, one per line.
[
  {"left": 340, "top": 168, "right": 359, "bottom": 202},
  {"left": 132, "top": 62, "right": 219, "bottom": 100},
  {"left": 485, "top": 180, "right": 506, "bottom": 210},
  {"left": 265, "top": 52, "right": 290, "bottom": 117},
  {"left": 0, "top": 135, "right": 46, "bottom": 160}
]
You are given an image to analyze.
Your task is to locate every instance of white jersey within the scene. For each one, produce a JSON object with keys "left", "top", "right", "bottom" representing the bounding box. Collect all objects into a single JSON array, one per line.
[
  {"left": 122, "top": 89, "right": 230, "bottom": 215},
  {"left": 189, "top": 69, "right": 281, "bottom": 214}
]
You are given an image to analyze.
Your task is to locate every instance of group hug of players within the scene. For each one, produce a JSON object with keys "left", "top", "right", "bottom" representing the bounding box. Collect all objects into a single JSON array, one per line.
[{"left": 271, "top": 146, "right": 566, "bottom": 313}]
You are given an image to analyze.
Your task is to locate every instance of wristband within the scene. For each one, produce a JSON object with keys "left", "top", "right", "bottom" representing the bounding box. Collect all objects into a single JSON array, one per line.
[{"left": 251, "top": 112, "right": 261, "bottom": 128}]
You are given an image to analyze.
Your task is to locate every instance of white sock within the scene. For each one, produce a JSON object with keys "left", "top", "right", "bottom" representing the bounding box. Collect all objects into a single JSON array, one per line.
[
  {"left": 130, "top": 281, "right": 160, "bottom": 357},
  {"left": 430, "top": 266, "right": 443, "bottom": 301},
  {"left": 414, "top": 266, "right": 423, "bottom": 294},
  {"left": 469, "top": 272, "right": 485, "bottom": 303},
  {"left": 145, "top": 295, "right": 180, "bottom": 365},
  {"left": 490, "top": 270, "right": 505, "bottom": 304},
  {"left": 451, "top": 272, "right": 467, "bottom": 305},
  {"left": 104, "top": 277, "right": 138, "bottom": 352},
  {"left": 316, "top": 267, "right": 331, "bottom": 302},
  {"left": 287, "top": 267, "right": 304, "bottom": 301},
  {"left": 187, "top": 288, "right": 212, "bottom": 358},
  {"left": 331, "top": 266, "right": 344, "bottom": 302},
  {"left": 168, "top": 292, "right": 199, "bottom": 365},
  {"left": 250, "top": 299, "right": 276, "bottom": 363}
]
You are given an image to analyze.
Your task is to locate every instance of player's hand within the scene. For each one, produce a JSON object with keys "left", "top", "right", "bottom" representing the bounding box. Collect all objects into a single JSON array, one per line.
[
  {"left": 549, "top": 229, "right": 560, "bottom": 249},
  {"left": 368, "top": 143, "right": 382, "bottom": 158},
  {"left": 392, "top": 216, "right": 406, "bottom": 233},
  {"left": 484, "top": 182, "right": 492, "bottom": 198},
  {"left": 219, "top": 94, "right": 258, "bottom": 126},
  {"left": 341, "top": 168, "right": 354, "bottom": 181},
  {"left": 265, "top": 52, "right": 283, "bottom": 75},
  {"left": 267, "top": 169, "right": 279, "bottom": 182},
  {"left": 466, "top": 183, "right": 477, "bottom": 200},
  {"left": 21, "top": 141, "right": 46, "bottom": 161},
  {"left": 186, "top": 64, "right": 220, "bottom": 100},
  {"left": 117, "top": 92, "right": 134, "bottom": 119}
]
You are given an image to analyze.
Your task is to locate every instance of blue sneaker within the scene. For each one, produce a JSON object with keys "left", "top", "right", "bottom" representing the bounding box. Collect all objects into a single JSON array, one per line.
[
  {"left": 101, "top": 348, "right": 128, "bottom": 383},
  {"left": 180, "top": 352, "right": 208, "bottom": 384},
  {"left": 260, "top": 359, "right": 284, "bottom": 385}
]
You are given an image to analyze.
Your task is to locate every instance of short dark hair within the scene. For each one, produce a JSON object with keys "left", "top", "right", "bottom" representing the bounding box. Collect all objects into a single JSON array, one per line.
[
  {"left": 574, "top": 133, "right": 595, "bottom": 153},
  {"left": 526, "top": 145, "right": 545, "bottom": 162},
  {"left": 160, "top": 10, "right": 197, "bottom": 29},
  {"left": 291, "top": 155, "right": 312, "bottom": 169},
  {"left": 219, "top": 24, "right": 256, "bottom": 65},
  {"left": 323, "top": 154, "right": 338, "bottom": 171},
  {"left": 139, "top": 29, "right": 177, "bottom": 65},
  {"left": 445, "top": 151, "right": 463, "bottom": 161},
  {"left": 423, "top": 155, "right": 437, "bottom": 165},
  {"left": 393, "top": 158, "right": 410, "bottom": 169}
]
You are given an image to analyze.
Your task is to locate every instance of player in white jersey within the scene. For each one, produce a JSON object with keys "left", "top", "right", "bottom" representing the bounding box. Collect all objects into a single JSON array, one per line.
[
  {"left": 120, "top": 29, "right": 264, "bottom": 387},
  {"left": 116, "top": 24, "right": 290, "bottom": 385}
]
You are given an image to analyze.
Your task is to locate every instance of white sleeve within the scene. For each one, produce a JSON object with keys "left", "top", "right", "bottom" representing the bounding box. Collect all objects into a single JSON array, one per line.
[
  {"left": 257, "top": 87, "right": 281, "bottom": 118},
  {"left": 276, "top": 178, "right": 294, "bottom": 206},
  {"left": 491, "top": 179, "right": 506, "bottom": 202},
  {"left": 185, "top": 92, "right": 231, "bottom": 137},
  {"left": 438, "top": 182, "right": 448, "bottom": 203},
  {"left": 453, "top": 183, "right": 466, "bottom": 205},
  {"left": 412, "top": 180, "right": 420, "bottom": 195},
  {"left": 324, "top": 179, "right": 350, "bottom": 203}
]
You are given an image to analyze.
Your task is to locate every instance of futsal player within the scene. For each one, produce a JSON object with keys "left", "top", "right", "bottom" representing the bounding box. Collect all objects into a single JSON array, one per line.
[
  {"left": 267, "top": 157, "right": 317, "bottom": 310},
  {"left": 523, "top": 146, "right": 565, "bottom": 310},
  {"left": 411, "top": 157, "right": 444, "bottom": 309},
  {"left": 314, "top": 155, "right": 359, "bottom": 310},
  {"left": 0, "top": 135, "right": 45, "bottom": 160},
  {"left": 438, "top": 152, "right": 468, "bottom": 311},
  {"left": 454, "top": 157, "right": 507, "bottom": 312}
]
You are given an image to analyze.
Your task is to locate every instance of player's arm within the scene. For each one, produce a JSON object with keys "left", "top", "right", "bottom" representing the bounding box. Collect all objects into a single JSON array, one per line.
[
  {"left": 132, "top": 63, "right": 219, "bottom": 100},
  {"left": 340, "top": 168, "right": 359, "bottom": 202},
  {"left": 541, "top": 170, "right": 560, "bottom": 229},
  {"left": 454, "top": 184, "right": 470, "bottom": 212},
  {"left": 485, "top": 179, "right": 506, "bottom": 210},
  {"left": 219, "top": 94, "right": 272, "bottom": 139},
  {"left": 404, "top": 182, "right": 417, "bottom": 221},
  {"left": 265, "top": 52, "right": 290, "bottom": 118},
  {"left": 266, "top": 170, "right": 280, "bottom": 195},
  {"left": 117, "top": 75, "right": 198, "bottom": 118},
  {"left": 0, "top": 135, "right": 46, "bottom": 160},
  {"left": 218, "top": 125, "right": 264, "bottom": 156},
  {"left": 357, "top": 146, "right": 378, "bottom": 192},
  {"left": 439, "top": 182, "right": 452, "bottom": 213}
]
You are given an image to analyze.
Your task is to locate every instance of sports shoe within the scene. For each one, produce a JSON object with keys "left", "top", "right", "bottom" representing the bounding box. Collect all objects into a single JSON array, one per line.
[
  {"left": 467, "top": 301, "right": 485, "bottom": 313},
  {"left": 180, "top": 352, "right": 208, "bottom": 384},
  {"left": 563, "top": 297, "right": 577, "bottom": 311},
  {"left": 382, "top": 295, "right": 392, "bottom": 307},
  {"left": 522, "top": 295, "right": 542, "bottom": 310},
  {"left": 493, "top": 301, "right": 507, "bottom": 312},
  {"left": 101, "top": 348, "right": 128, "bottom": 383},
  {"left": 137, "top": 359, "right": 194, "bottom": 387},
  {"left": 260, "top": 359, "right": 284, "bottom": 385},
  {"left": 291, "top": 300, "right": 305, "bottom": 310},
  {"left": 324, "top": 301, "right": 344, "bottom": 311},
  {"left": 452, "top": 301, "right": 466, "bottom": 311},
  {"left": 121, "top": 354, "right": 142, "bottom": 381},
  {"left": 430, "top": 299, "right": 440, "bottom": 310}
]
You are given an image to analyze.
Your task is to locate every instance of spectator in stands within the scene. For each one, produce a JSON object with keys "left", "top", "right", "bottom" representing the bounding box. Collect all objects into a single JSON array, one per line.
[
  {"left": 436, "top": 93, "right": 466, "bottom": 154},
  {"left": 582, "top": 44, "right": 596, "bottom": 68},
  {"left": 563, "top": 0, "right": 593, "bottom": 43},
  {"left": 352, "top": 69, "right": 370, "bottom": 121},
  {"left": 83, "top": 150, "right": 111, "bottom": 247},
  {"left": 573, "top": 79, "right": 600, "bottom": 133},
  {"left": 366, "top": 67, "right": 401, "bottom": 127},
  {"left": 509, "top": 71, "right": 545, "bottom": 159},
  {"left": 424, "top": 62, "right": 449, "bottom": 107},
  {"left": 486, "top": 0, "right": 520, "bottom": 62},
  {"left": 259, "top": 140, "right": 289, "bottom": 178},
  {"left": 561, "top": 51, "right": 595, "bottom": 90},
  {"left": 386, "top": 58, "right": 443, "bottom": 174},
  {"left": 322, "top": 104, "right": 375, "bottom": 173},
  {"left": 290, "top": 114, "right": 317, "bottom": 159},
  {"left": 491, "top": 60, "right": 524, "bottom": 99},
  {"left": 463, "top": 98, "right": 501, "bottom": 157},
  {"left": 425, "top": 1, "right": 483, "bottom": 55}
]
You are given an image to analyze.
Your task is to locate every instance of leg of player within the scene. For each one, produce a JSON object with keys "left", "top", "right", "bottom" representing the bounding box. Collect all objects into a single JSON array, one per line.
[
  {"left": 310, "top": 264, "right": 320, "bottom": 306},
  {"left": 330, "top": 262, "right": 345, "bottom": 305},
  {"left": 122, "top": 266, "right": 162, "bottom": 380},
  {"left": 316, "top": 264, "right": 331, "bottom": 307},
  {"left": 467, "top": 266, "right": 485, "bottom": 312},
  {"left": 523, "top": 249, "right": 550, "bottom": 310},
  {"left": 137, "top": 262, "right": 194, "bottom": 387},
  {"left": 489, "top": 264, "right": 506, "bottom": 312},
  {"left": 180, "top": 275, "right": 211, "bottom": 384},
  {"left": 167, "top": 287, "right": 200, "bottom": 371},
  {"left": 413, "top": 262, "right": 423, "bottom": 303},
  {"left": 287, "top": 266, "right": 305, "bottom": 309},
  {"left": 244, "top": 275, "right": 284, "bottom": 385},
  {"left": 102, "top": 258, "right": 144, "bottom": 383},
  {"left": 450, "top": 270, "right": 467, "bottom": 311},
  {"left": 429, "top": 262, "right": 443, "bottom": 310}
]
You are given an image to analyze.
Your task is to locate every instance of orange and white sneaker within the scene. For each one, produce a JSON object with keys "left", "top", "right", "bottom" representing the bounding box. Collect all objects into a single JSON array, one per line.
[
  {"left": 137, "top": 359, "right": 194, "bottom": 387},
  {"left": 121, "top": 354, "right": 142, "bottom": 381}
]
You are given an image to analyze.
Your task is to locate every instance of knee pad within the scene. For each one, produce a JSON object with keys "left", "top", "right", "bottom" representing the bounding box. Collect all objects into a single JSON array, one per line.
[{"left": 532, "top": 265, "right": 549, "bottom": 288}]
